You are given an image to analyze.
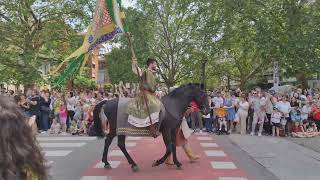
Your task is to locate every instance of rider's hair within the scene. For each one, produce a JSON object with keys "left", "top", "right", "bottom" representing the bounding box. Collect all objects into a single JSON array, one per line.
[
  {"left": 0, "top": 96, "right": 48, "bottom": 179},
  {"left": 146, "top": 58, "right": 157, "bottom": 66}
]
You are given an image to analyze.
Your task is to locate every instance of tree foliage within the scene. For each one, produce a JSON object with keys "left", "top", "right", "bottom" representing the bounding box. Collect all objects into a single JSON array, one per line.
[
  {"left": 73, "top": 76, "right": 98, "bottom": 91},
  {"left": 1, "top": 0, "right": 320, "bottom": 90},
  {"left": 106, "top": 7, "right": 152, "bottom": 84},
  {"left": 0, "top": 0, "right": 92, "bottom": 86},
  {"left": 197, "top": 0, "right": 320, "bottom": 88}
]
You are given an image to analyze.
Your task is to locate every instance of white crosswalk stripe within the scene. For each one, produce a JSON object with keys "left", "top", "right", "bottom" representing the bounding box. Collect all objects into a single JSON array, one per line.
[
  {"left": 211, "top": 161, "right": 237, "bottom": 169},
  {"left": 95, "top": 161, "right": 121, "bottom": 168},
  {"left": 200, "top": 142, "right": 219, "bottom": 147},
  {"left": 219, "top": 177, "right": 247, "bottom": 180},
  {"left": 81, "top": 176, "right": 111, "bottom": 180},
  {"left": 44, "top": 150, "right": 72, "bottom": 157},
  {"left": 37, "top": 135, "right": 97, "bottom": 158},
  {"left": 40, "top": 142, "right": 86, "bottom": 148},
  {"left": 37, "top": 136, "right": 97, "bottom": 141}
]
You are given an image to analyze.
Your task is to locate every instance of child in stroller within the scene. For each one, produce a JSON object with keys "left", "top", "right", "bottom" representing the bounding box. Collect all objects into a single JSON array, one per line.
[{"left": 216, "top": 104, "right": 229, "bottom": 135}]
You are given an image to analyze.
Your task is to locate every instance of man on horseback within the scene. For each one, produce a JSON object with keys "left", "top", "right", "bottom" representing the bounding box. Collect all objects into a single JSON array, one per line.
[{"left": 126, "top": 57, "right": 161, "bottom": 137}]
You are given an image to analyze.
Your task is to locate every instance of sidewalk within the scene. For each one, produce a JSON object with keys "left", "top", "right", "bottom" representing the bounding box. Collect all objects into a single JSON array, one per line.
[
  {"left": 228, "top": 134, "right": 320, "bottom": 180},
  {"left": 287, "top": 137, "right": 320, "bottom": 153}
]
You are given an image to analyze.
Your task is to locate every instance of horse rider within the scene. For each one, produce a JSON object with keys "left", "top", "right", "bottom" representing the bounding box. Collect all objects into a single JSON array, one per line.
[{"left": 127, "top": 57, "right": 161, "bottom": 137}]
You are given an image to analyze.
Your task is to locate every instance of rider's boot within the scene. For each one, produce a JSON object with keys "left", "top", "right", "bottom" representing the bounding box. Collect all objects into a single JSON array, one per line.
[
  {"left": 183, "top": 145, "right": 200, "bottom": 162},
  {"left": 165, "top": 154, "right": 174, "bottom": 165}
]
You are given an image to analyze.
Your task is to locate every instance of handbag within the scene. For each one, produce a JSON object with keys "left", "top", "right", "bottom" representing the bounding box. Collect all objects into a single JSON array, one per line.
[{"left": 234, "top": 113, "right": 240, "bottom": 122}]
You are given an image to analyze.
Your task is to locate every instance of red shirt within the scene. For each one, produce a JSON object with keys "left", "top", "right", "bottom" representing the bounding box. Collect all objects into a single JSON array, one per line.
[
  {"left": 292, "top": 126, "right": 303, "bottom": 133},
  {"left": 312, "top": 107, "right": 320, "bottom": 121},
  {"left": 191, "top": 101, "right": 199, "bottom": 112}
]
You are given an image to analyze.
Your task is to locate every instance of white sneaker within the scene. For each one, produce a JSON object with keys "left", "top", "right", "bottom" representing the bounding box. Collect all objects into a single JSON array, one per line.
[
  {"left": 250, "top": 132, "right": 254, "bottom": 136},
  {"left": 44, "top": 161, "right": 54, "bottom": 168},
  {"left": 258, "top": 133, "right": 262, "bottom": 137}
]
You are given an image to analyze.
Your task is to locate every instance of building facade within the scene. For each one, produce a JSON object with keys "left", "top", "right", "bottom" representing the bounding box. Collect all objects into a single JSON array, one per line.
[{"left": 89, "top": 45, "right": 110, "bottom": 86}]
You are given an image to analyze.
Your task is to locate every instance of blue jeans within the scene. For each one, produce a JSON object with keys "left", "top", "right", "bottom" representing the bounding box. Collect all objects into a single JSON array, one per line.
[
  {"left": 204, "top": 118, "right": 213, "bottom": 132},
  {"left": 41, "top": 111, "right": 50, "bottom": 131}
]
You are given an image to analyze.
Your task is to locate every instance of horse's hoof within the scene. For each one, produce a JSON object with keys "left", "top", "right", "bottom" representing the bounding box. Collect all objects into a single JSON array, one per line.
[
  {"left": 104, "top": 164, "right": 112, "bottom": 169},
  {"left": 132, "top": 165, "right": 139, "bottom": 172},
  {"left": 152, "top": 160, "right": 159, "bottom": 167},
  {"left": 176, "top": 163, "right": 183, "bottom": 170}
]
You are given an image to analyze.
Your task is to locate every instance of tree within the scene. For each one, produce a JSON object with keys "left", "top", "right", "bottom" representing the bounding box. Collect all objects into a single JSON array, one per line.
[
  {"left": 103, "top": 0, "right": 320, "bottom": 90},
  {"left": 218, "top": 0, "right": 320, "bottom": 88},
  {"left": 73, "top": 76, "right": 98, "bottom": 91},
  {"left": 135, "top": 0, "right": 201, "bottom": 88},
  {"left": 199, "top": 0, "right": 320, "bottom": 89},
  {"left": 0, "top": 0, "right": 93, "bottom": 87},
  {"left": 106, "top": 7, "right": 152, "bottom": 84},
  {"left": 107, "top": 1, "right": 213, "bottom": 88}
]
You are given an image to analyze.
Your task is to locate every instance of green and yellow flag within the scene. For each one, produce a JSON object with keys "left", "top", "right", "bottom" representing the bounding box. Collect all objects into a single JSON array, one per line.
[{"left": 53, "top": 0, "right": 128, "bottom": 85}]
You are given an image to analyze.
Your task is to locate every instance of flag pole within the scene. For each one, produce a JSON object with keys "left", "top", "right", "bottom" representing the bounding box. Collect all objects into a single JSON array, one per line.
[{"left": 126, "top": 33, "right": 157, "bottom": 137}]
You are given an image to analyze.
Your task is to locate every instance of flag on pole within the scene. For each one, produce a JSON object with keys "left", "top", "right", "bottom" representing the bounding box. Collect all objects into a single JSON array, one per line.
[{"left": 52, "top": 0, "right": 128, "bottom": 86}]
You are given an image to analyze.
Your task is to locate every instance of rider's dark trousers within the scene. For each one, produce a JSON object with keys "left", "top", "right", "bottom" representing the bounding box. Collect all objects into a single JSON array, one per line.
[{"left": 191, "top": 111, "right": 203, "bottom": 130}]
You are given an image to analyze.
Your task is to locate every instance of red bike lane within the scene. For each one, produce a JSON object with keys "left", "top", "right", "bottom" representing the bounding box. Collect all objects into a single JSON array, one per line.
[{"left": 81, "top": 133, "right": 251, "bottom": 180}]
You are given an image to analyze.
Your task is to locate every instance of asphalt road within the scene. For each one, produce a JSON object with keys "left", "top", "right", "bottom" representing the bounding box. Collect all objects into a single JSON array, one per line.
[
  {"left": 39, "top": 133, "right": 281, "bottom": 180},
  {"left": 38, "top": 135, "right": 112, "bottom": 180}
]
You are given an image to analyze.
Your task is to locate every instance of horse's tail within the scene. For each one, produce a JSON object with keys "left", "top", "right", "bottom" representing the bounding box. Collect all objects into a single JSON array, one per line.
[{"left": 93, "top": 100, "right": 108, "bottom": 137}]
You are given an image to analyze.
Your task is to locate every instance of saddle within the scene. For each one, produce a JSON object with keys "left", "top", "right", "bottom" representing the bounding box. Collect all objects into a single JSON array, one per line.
[{"left": 117, "top": 98, "right": 163, "bottom": 138}]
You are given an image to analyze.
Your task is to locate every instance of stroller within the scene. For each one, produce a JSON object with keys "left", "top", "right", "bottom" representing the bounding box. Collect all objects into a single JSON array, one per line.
[{"left": 215, "top": 106, "right": 229, "bottom": 135}]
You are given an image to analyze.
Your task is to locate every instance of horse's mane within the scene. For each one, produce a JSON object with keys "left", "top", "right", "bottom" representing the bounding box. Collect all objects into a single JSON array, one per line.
[{"left": 167, "top": 83, "right": 202, "bottom": 97}]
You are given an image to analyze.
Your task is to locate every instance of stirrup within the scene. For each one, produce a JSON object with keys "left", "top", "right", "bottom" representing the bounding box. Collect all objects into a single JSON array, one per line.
[
  {"left": 150, "top": 130, "right": 160, "bottom": 138},
  {"left": 149, "top": 125, "right": 159, "bottom": 138}
]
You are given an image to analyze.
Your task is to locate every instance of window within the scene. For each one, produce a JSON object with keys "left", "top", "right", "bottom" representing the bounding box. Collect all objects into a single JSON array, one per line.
[{"left": 99, "top": 62, "right": 106, "bottom": 70}]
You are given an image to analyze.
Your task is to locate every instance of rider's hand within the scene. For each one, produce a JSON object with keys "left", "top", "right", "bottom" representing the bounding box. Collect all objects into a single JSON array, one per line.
[{"left": 132, "top": 57, "right": 138, "bottom": 63}]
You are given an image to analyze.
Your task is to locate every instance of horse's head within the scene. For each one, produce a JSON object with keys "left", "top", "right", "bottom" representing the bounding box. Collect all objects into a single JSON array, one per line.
[
  {"left": 167, "top": 84, "right": 210, "bottom": 116},
  {"left": 191, "top": 84, "right": 210, "bottom": 115}
]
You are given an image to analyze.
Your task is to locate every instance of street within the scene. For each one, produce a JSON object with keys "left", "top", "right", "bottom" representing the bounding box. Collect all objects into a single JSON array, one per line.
[{"left": 38, "top": 132, "right": 320, "bottom": 180}]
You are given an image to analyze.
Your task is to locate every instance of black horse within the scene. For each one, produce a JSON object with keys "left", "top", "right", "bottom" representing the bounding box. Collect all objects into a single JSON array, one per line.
[{"left": 93, "top": 83, "right": 210, "bottom": 172}]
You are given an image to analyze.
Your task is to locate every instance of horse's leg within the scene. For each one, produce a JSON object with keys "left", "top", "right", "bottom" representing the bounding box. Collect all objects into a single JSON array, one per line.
[
  {"left": 170, "top": 128, "right": 182, "bottom": 169},
  {"left": 152, "top": 128, "right": 172, "bottom": 167},
  {"left": 117, "top": 135, "right": 139, "bottom": 172},
  {"left": 102, "top": 134, "right": 116, "bottom": 169}
]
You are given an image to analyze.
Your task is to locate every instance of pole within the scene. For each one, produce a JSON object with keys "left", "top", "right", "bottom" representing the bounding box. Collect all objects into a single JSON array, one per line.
[
  {"left": 273, "top": 61, "right": 279, "bottom": 87},
  {"left": 126, "top": 33, "right": 155, "bottom": 134},
  {"left": 201, "top": 58, "right": 208, "bottom": 91}
]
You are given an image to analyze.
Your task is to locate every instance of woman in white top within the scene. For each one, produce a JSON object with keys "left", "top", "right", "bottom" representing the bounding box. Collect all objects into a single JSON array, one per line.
[
  {"left": 66, "top": 92, "right": 77, "bottom": 129},
  {"left": 301, "top": 101, "right": 313, "bottom": 121},
  {"left": 237, "top": 93, "right": 250, "bottom": 135},
  {"left": 276, "top": 96, "right": 292, "bottom": 134}
]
